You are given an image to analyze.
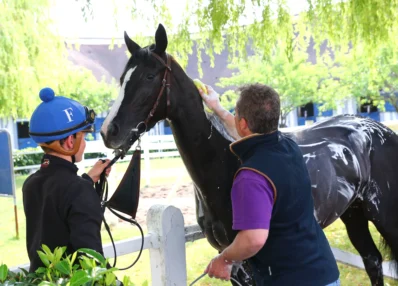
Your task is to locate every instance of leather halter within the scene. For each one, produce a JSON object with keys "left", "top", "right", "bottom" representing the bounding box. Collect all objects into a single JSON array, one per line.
[
  {"left": 143, "top": 52, "right": 172, "bottom": 127},
  {"left": 124, "top": 52, "right": 172, "bottom": 154}
]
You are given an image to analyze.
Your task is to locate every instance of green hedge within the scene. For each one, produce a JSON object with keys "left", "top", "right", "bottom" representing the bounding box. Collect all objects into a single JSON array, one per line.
[
  {"left": 13, "top": 148, "right": 108, "bottom": 174},
  {"left": 13, "top": 148, "right": 43, "bottom": 174}
]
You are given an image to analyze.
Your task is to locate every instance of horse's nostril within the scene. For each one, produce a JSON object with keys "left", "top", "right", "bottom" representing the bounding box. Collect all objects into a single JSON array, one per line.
[{"left": 108, "top": 123, "right": 120, "bottom": 137}]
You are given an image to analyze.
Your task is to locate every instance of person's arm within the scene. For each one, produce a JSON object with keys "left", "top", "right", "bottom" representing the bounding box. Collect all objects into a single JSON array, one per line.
[
  {"left": 87, "top": 159, "right": 112, "bottom": 183},
  {"left": 205, "top": 170, "right": 274, "bottom": 280},
  {"left": 221, "top": 229, "right": 268, "bottom": 262},
  {"left": 197, "top": 85, "right": 241, "bottom": 140},
  {"left": 222, "top": 171, "right": 273, "bottom": 261}
]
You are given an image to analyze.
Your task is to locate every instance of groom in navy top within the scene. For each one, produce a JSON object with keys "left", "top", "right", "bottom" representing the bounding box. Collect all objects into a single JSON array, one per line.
[{"left": 199, "top": 83, "right": 340, "bottom": 286}]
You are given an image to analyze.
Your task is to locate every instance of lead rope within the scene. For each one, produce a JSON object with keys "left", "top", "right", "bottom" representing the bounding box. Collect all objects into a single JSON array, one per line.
[
  {"left": 95, "top": 140, "right": 144, "bottom": 271},
  {"left": 190, "top": 273, "right": 243, "bottom": 286}
]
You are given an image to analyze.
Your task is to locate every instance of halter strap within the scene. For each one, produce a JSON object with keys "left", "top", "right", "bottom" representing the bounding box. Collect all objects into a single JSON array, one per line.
[{"left": 143, "top": 52, "right": 172, "bottom": 127}]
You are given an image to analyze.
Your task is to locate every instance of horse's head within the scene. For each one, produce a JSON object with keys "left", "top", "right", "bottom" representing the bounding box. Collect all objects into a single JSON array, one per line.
[{"left": 101, "top": 24, "right": 172, "bottom": 150}]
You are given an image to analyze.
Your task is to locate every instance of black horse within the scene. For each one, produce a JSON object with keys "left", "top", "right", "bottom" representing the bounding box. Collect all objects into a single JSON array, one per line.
[{"left": 100, "top": 24, "right": 398, "bottom": 285}]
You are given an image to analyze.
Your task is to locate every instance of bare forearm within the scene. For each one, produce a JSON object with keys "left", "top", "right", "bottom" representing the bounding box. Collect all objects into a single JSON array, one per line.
[
  {"left": 214, "top": 107, "right": 241, "bottom": 141},
  {"left": 221, "top": 230, "right": 267, "bottom": 262}
]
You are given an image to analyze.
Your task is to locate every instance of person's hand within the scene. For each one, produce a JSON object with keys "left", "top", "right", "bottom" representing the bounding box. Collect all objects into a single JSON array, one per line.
[
  {"left": 198, "top": 84, "right": 222, "bottom": 113},
  {"left": 204, "top": 253, "right": 233, "bottom": 281},
  {"left": 87, "top": 159, "right": 111, "bottom": 183}
]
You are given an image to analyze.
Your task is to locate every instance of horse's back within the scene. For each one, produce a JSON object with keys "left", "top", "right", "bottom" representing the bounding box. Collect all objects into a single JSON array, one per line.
[{"left": 281, "top": 114, "right": 398, "bottom": 227}]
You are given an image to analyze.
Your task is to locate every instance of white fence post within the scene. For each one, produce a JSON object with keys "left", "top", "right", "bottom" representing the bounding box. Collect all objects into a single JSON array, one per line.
[{"left": 147, "top": 204, "right": 187, "bottom": 286}]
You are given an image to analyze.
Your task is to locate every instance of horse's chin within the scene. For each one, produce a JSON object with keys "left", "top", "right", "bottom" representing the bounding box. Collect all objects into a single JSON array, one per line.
[
  {"left": 102, "top": 139, "right": 123, "bottom": 150},
  {"left": 101, "top": 134, "right": 125, "bottom": 151},
  {"left": 116, "top": 133, "right": 140, "bottom": 154}
]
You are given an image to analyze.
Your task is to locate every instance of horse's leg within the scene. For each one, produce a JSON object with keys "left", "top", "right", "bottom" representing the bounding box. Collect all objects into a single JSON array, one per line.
[
  {"left": 363, "top": 180, "right": 398, "bottom": 284},
  {"left": 194, "top": 188, "right": 205, "bottom": 231},
  {"left": 194, "top": 186, "right": 229, "bottom": 251},
  {"left": 230, "top": 260, "right": 254, "bottom": 286},
  {"left": 340, "top": 202, "right": 384, "bottom": 285}
]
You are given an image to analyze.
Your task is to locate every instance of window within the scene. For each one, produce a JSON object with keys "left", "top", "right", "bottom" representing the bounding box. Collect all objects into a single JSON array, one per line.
[
  {"left": 298, "top": 102, "right": 314, "bottom": 117},
  {"left": 17, "top": 121, "right": 30, "bottom": 139},
  {"left": 359, "top": 99, "right": 378, "bottom": 113}
]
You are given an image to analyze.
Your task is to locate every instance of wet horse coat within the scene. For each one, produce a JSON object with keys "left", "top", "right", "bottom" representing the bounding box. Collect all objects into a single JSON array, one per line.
[
  {"left": 101, "top": 24, "right": 398, "bottom": 285},
  {"left": 286, "top": 116, "right": 396, "bottom": 228}
]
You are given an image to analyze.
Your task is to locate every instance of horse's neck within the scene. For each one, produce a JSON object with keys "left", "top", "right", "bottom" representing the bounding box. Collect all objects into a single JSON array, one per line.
[
  {"left": 167, "top": 66, "right": 236, "bottom": 187},
  {"left": 168, "top": 80, "right": 224, "bottom": 155}
]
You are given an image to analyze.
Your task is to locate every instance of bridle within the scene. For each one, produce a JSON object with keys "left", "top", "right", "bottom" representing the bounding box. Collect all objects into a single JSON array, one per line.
[
  {"left": 94, "top": 52, "right": 174, "bottom": 272},
  {"left": 113, "top": 51, "right": 173, "bottom": 158},
  {"left": 144, "top": 52, "right": 172, "bottom": 126},
  {"left": 132, "top": 52, "right": 172, "bottom": 136}
]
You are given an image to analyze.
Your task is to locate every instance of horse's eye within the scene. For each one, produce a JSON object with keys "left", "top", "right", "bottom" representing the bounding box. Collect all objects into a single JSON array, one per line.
[{"left": 146, "top": 74, "right": 155, "bottom": 80}]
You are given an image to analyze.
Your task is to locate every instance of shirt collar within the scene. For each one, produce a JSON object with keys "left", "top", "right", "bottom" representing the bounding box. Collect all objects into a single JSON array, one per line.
[{"left": 40, "top": 154, "right": 78, "bottom": 173}]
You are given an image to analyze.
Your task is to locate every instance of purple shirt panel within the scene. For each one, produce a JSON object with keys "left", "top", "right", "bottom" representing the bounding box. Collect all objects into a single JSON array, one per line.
[{"left": 231, "top": 169, "right": 275, "bottom": 230}]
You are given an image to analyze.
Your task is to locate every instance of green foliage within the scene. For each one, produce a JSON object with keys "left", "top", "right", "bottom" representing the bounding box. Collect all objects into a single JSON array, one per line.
[
  {"left": 319, "top": 43, "right": 398, "bottom": 112},
  {"left": 76, "top": 0, "right": 398, "bottom": 76},
  {"left": 305, "top": 0, "right": 398, "bottom": 60},
  {"left": 0, "top": 1, "right": 118, "bottom": 120},
  {"left": 0, "top": 244, "right": 137, "bottom": 285},
  {"left": 0, "top": 0, "right": 66, "bottom": 119},
  {"left": 4, "top": 0, "right": 398, "bottom": 120},
  {"left": 13, "top": 147, "right": 44, "bottom": 174},
  {"left": 84, "top": 152, "right": 107, "bottom": 160},
  {"left": 56, "top": 67, "right": 118, "bottom": 115},
  {"left": 217, "top": 44, "right": 330, "bottom": 126}
]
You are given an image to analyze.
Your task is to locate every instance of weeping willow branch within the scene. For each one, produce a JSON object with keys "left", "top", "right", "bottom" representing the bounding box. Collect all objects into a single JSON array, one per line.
[
  {"left": 76, "top": 0, "right": 398, "bottom": 72},
  {"left": 0, "top": 0, "right": 67, "bottom": 119},
  {"left": 3, "top": 0, "right": 398, "bottom": 119}
]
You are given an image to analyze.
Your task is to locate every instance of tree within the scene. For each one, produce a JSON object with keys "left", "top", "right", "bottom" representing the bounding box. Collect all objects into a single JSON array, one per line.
[
  {"left": 78, "top": 0, "right": 398, "bottom": 73},
  {"left": 318, "top": 44, "right": 398, "bottom": 113},
  {"left": 3, "top": 0, "right": 398, "bottom": 119},
  {"left": 0, "top": 0, "right": 67, "bottom": 119},
  {"left": 216, "top": 45, "right": 330, "bottom": 127},
  {"left": 0, "top": 0, "right": 118, "bottom": 119},
  {"left": 56, "top": 66, "right": 118, "bottom": 114}
]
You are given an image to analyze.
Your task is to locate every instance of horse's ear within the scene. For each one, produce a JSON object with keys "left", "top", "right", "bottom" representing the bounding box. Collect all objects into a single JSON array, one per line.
[
  {"left": 124, "top": 31, "right": 141, "bottom": 55},
  {"left": 154, "top": 24, "right": 168, "bottom": 55}
]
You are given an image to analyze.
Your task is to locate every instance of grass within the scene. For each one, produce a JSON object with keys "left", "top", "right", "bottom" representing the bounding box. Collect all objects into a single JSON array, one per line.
[{"left": 1, "top": 157, "right": 398, "bottom": 285}]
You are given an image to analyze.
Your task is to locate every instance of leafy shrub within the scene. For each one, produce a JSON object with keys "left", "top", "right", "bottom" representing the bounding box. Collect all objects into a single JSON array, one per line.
[
  {"left": 0, "top": 245, "right": 144, "bottom": 285},
  {"left": 13, "top": 147, "right": 43, "bottom": 175}
]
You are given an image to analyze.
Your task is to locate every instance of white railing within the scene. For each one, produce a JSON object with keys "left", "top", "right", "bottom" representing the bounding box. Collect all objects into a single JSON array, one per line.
[
  {"left": 10, "top": 204, "right": 398, "bottom": 285},
  {"left": 11, "top": 204, "right": 205, "bottom": 285},
  {"left": 12, "top": 134, "right": 180, "bottom": 186},
  {"left": 13, "top": 119, "right": 398, "bottom": 176},
  {"left": 9, "top": 121, "right": 398, "bottom": 283},
  {"left": 12, "top": 126, "right": 306, "bottom": 173}
]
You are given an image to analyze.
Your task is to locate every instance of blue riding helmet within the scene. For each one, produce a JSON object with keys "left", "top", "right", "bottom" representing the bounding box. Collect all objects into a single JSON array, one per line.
[{"left": 29, "top": 87, "right": 96, "bottom": 144}]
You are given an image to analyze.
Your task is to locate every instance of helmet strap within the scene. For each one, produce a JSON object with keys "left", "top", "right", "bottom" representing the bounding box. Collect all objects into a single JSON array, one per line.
[{"left": 39, "top": 132, "right": 83, "bottom": 157}]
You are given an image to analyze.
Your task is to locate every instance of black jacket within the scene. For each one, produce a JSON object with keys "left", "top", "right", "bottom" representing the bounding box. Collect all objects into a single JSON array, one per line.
[{"left": 22, "top": 154, "right": 104, "bottom": 272}]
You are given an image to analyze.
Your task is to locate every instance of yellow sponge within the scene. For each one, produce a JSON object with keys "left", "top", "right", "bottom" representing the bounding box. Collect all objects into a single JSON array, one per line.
[
  {"left": 193, "top": 79, "right": 207, "bottom": 94},
  {"left": 193, "top": 79, "right": 213, "bottom": 114}
]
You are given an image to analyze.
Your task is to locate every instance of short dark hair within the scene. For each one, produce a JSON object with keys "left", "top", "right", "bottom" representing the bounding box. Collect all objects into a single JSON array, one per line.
[{"left": 235, "top": 83, "right": 280, "bottom": 134}]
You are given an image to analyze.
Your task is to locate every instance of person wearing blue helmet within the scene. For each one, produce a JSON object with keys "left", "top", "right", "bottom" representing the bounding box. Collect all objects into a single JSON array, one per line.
[{"left": 22, "top": 87, "right": 111, "bottom": 272}]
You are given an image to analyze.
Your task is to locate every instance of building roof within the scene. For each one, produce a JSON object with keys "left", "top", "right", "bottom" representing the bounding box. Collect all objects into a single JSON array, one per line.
[
  {"left": 65, "top": 37, "right": 321, "bottom": 94},
  {"left": 65, "top": 39, "right": 254, "bottom": 94}
]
